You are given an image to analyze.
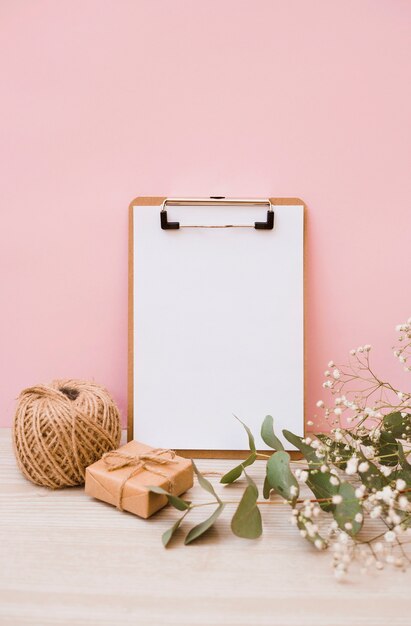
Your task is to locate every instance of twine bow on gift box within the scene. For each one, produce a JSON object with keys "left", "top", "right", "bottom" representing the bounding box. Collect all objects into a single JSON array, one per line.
[{"left": 101, "top": 448, "right": 178, "bottom": 511}]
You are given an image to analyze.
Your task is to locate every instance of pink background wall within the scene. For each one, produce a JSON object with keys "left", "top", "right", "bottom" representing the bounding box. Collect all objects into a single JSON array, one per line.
[{"left": 1, "top": 1, "right": 410, "bottom": 429}]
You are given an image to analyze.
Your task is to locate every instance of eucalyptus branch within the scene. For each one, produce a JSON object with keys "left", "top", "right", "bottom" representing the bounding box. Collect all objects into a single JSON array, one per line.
[{"left": 151, "top": 318, "right": 411, "bottom": 580}]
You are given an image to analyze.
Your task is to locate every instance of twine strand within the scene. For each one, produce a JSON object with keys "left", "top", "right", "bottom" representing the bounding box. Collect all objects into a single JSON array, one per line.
[{"left": 102, "top": 448, "right": 178, "bottom": 511}]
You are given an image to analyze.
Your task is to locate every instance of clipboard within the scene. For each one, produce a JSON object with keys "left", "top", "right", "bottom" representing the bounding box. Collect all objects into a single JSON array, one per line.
[{"left": 128, "top": 197, "right": 306, "bottom": 458}]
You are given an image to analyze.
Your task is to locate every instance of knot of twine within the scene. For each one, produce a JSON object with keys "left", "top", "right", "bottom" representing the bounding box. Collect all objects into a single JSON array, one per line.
[
  {"left": 102, "top": 448, "right": 178, "bottom": 511},
  {"left": 13, "top": 379, "right": 121, "bottom": 489}
]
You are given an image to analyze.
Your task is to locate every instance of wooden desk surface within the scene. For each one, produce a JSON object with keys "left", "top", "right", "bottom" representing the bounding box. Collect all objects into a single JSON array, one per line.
[{"left": 0, "top": 429, "right": 410, "bottom": 626}]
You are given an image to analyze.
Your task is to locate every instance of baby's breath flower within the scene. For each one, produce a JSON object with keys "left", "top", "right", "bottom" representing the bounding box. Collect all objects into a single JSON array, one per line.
[
  {"left": 370, "top": 506, "right": 382, "bottom": 519},
  {"left": 332, "top": 495, "right": 343, "bottom": 504},
  {"left": 396, "top": 478, "right": 406, "bottom": 491},
  {"left": 346, "top": 457, "right": 359, "bottom": 475},
  {"left": 384, "top": 531, "right": 396, "bottom": 543},
  {"left": 355, "top": 485, "right": 366, "bottom": 498}
]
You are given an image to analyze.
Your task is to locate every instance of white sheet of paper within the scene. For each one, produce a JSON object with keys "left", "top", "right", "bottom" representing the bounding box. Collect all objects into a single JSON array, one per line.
[{"left": 133, "top": 202, "right": 304, "bottom": 450}]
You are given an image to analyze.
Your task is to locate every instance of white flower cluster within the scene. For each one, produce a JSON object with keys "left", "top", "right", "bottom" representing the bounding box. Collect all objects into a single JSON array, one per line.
[
  {"left": 291, "top": 503, "right": 327, "bottom": 551},
  {"left": 294, "top": 321, "right": 411, "bottom": 579},
  {"left": 332, "top": 530, "right": 354, "bottom": 580},
  {"left": 349, "top": 345, "right": 371, "bottom": 356},
  {"left": 394, "top": 319, "right": 411, "bottom": 372}
]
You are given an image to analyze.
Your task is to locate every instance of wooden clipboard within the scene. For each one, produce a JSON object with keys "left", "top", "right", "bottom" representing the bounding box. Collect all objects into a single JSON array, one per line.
[{"left": 128, "top": 196, "right": 307, "bottom": 459}]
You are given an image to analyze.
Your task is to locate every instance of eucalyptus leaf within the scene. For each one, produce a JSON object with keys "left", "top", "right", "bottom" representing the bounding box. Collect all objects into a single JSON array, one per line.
[
  {"left": 357, "top": 460, "right": 386, "bottom": 491},
  {"left": 148, "top": 486, "right": 191, "bottom": 511},
  {"left": 266, "top": 451, "right": 299, "bottom": 503},
  {"left": 282, "top": 430, "right": 322, "bottom": 468},
  {"left": 184, "top": 503, "right": 225, "bottom": 545},
  {"left": 231, "top": 473, "right": 262, "bottom": 539},
  {"left": 220, "top": 452, "right": 257, "bottom": 484},
  {"left": 162, "top": 513, "right": 188, "bottom": 547},
  {"left": 306, "top": 469, "right": 338, "bottom": 512},
  {"left": 316, "top": 434, "right": 354, "bottom": 470},
  {"left": 262, "top": 474, "right": 271, "bottom": 500},
  {"left": 398, "top": 441, "right": 411, "bottom": 470},
  {"left": 376, "top": 431, "right": 399, "bottom": 467},
  {"left": 297, "top": 515, "right": 327, "bottom": 550},
  {"left": 383, "top": 411, "right": 411, "bottom": 440},
  {"left": 192, "top": 461, "right": 221, "bottom": 503},
  {"left": 392, "top": 468, "right": 411, "bottom": 487},
  {"left": 234, "top": 415, "right": 256, "bottom": 452},
  {"left": 333, "top": 481, "right": 363, "bottom": 536},
  {"left": 261, "top": 415, "right": 284, "bottom": 450}
]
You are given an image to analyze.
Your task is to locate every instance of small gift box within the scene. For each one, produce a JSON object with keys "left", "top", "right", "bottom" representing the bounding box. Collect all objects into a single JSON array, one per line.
[{"left": 85, "top": 440, "right": 193, "bottom": 518}]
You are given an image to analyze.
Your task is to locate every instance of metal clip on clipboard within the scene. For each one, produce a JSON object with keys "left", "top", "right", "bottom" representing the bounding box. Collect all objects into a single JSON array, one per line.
[{"left": 160, "top": 197, "right": 274, "bottom": 230}]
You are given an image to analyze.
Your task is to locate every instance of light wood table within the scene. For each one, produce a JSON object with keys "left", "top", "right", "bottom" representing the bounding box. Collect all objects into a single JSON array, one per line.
[{"left": 1, "top": 429, "right": 410, "bottom": 626}]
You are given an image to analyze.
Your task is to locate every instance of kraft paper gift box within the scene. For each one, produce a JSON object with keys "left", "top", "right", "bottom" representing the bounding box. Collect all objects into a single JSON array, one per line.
[{"left": 85, "top": 440, "right": 193, "bottom": 519}]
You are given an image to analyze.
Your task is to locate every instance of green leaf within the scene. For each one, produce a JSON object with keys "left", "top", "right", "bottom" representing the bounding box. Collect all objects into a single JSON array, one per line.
[
  {"left": 282, "top": 430, "right": 321, "bottom": 468},
  {"left": 306, "top": 469, "right": 338, "bottom": 512},
  {"left": 261, "top": 415, "right": 284, "bottom": 450},
  {"left": 266, "top": 451, "right": 299, "bottom": 503},
  {"left": 383, "top": 411, "right": 411, "bottom": 440},
  {"left": 148, "top": 486, "right": 191, "bottom": 511},
  {"left": 162, "top": 512, "right": 188, "bottom": 547},
  {"left": 184, "top": 503, "right": 225, "bottom": 545},
  {"left": 357, "top": 460, "right": 387, "bottom": 491},
  {"left": 262, "top": 474, "right": 271, "bottom": 499},
  {"left": 231, "top": 473, "right": 262, "bottom": 539},
  {"left": 392, "top": 468, "right": 411, "bottom": 487},
  {"left": 297, "top": 515, "right": 328, "bottom": 550},
  {"left": 316, "top": 434, "right": 354, "bottom": 471},
  {"left": 220, "top": 452, "right": 256, "bottom": 484},
  {"left": 376, "top": 431, "right": 399, "bottom": 467},
  {"left": 220, "top": 417, "right": 257, "bottom": 484},
  {"left": 282, "top": 432, "right": 339, "bottom": 511},
  {"left": 234, "top": 415, "right": 256, "bottom": 452},
  {"left": 398, "top": 441, "right": 411, "bottom": 470},
  {"left": 192, "top": 461, "right": 221, "bottom": 503},
  {"left": 333, "top": 481, "right": 363, "bottom": 537}
]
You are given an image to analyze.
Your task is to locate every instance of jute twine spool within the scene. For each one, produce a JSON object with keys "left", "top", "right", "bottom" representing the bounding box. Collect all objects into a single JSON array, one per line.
[{"left": 13, "top": 379, "right": 121, "bottom": 489}]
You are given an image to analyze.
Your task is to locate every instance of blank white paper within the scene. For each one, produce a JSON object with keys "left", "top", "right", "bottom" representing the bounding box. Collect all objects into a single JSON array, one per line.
[{"left": 133, "top": 202, "right": 304, "bottom": 450}]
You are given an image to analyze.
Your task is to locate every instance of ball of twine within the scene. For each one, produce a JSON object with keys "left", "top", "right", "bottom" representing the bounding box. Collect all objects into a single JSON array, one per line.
[{"left": 13, "top": 379, "right": 122, "bottom": 489}]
